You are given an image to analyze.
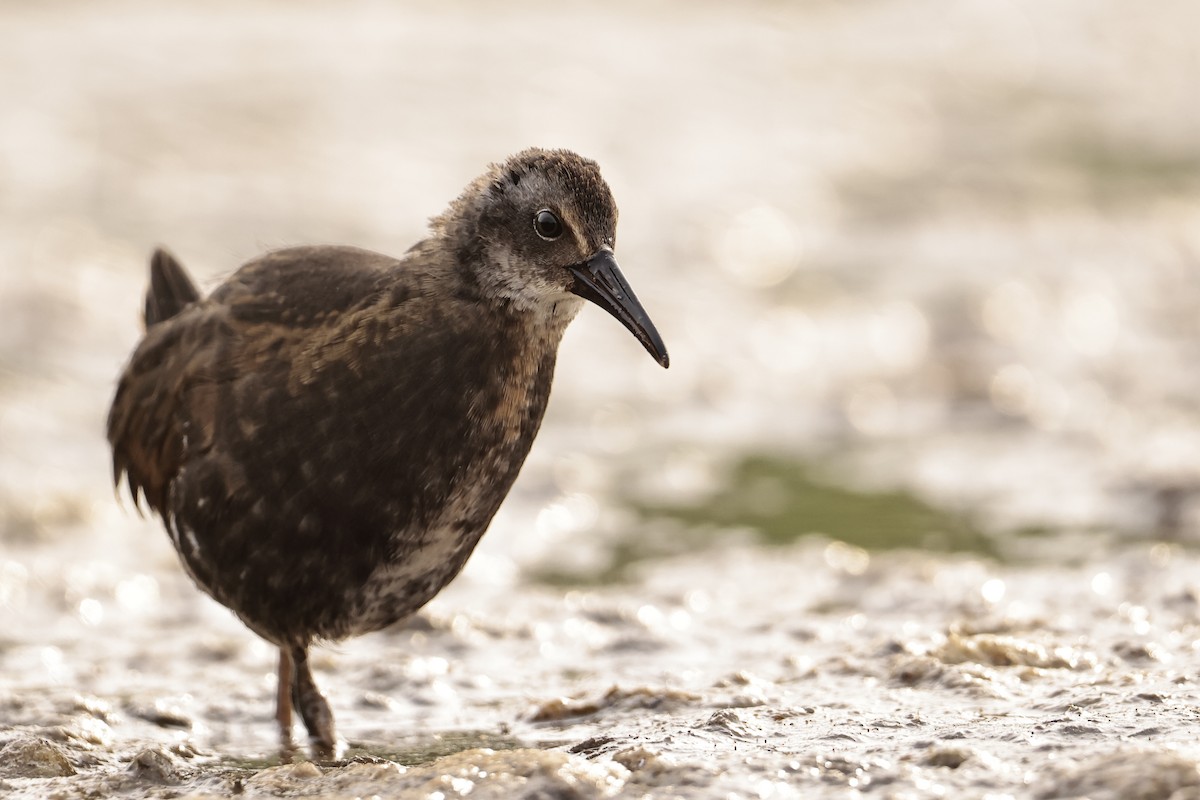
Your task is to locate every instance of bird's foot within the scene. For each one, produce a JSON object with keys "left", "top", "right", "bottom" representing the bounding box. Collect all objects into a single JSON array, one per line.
[
  {"left": 277, "top": 737, "right": 302, "bottom": 764},
  {"left": 308, "top": 735, "right": 339, "bottom": 762}
]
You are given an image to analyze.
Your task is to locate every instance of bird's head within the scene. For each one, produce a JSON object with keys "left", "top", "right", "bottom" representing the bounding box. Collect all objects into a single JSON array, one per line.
[{"left": 438, "top": 148, "right": 668, "bottom": 368}]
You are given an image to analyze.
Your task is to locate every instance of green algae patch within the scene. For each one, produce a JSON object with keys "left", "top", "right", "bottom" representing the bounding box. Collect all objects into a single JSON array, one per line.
[
  {"left": 638, "top": 455, "right": 996, "bottom": 555},
  {"left": 537, "top": 454, "right": 999, "bottom": 586}
]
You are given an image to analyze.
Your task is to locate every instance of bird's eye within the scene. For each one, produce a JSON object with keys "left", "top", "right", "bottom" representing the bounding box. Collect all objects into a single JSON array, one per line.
[{"left": 533, "top": 209, "right": 563, "bottom": 241}]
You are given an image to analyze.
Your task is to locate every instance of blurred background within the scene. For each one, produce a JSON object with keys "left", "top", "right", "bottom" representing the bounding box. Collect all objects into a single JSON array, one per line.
[{"left": 2, "top": 0, "right": 1200, "bottom": 629}]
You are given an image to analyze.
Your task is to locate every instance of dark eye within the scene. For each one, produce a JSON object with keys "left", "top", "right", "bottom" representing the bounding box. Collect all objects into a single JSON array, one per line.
[{"left": 533, "top": 209, "right": 563, "bottom": 241}]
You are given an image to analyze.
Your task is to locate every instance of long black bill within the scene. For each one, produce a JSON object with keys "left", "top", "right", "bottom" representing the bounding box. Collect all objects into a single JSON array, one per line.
[{"left": 568, "top": 249, "right": 669, "bottom": 368}]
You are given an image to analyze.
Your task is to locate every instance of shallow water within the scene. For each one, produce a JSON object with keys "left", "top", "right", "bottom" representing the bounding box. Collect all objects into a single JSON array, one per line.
[{"left": 4, "top": 0, "right": 1200, "bottom": 797}]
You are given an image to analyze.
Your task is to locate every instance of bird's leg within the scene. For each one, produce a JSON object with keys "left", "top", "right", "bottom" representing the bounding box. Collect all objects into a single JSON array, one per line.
[
  {"left": 275, "top": 647, "right": 296, "bottom": 755},
  {"left": 290, "top": 644, "right": 337, "bottom": 759}
]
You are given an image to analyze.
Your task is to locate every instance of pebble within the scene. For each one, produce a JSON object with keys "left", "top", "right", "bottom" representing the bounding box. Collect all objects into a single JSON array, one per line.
[{"left": 0, "top": 736, "right": 76, "bottom": 778}]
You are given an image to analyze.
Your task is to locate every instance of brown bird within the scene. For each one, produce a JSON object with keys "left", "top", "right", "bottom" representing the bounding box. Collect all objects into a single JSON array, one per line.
[{"left": 107, "top": 148, "right": 668, "bottom": 755}]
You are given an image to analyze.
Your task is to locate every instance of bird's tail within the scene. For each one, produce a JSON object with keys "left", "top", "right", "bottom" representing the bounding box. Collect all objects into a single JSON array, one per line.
[{"left": 144, "top": 247, "right": 200, "bottom": 327}]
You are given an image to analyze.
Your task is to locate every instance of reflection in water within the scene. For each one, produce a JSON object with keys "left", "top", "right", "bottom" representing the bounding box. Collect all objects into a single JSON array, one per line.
[
  {"left": 980, "top": 279, "right": 1042, "bottom": 346},
  {"left": 715, "top": 204, "right": 801, "bottom": 289},
  {"left": 868, "top": 301, "right": 929, "bottom": 373},
  {"left": 1061, "top": 286, "right": 1119, "bottom": 358}
]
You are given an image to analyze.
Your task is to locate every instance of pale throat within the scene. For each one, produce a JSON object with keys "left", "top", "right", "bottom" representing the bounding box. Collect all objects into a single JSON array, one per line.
[{"left": 483, "top": 248, "right": 585, "bottom": 326}]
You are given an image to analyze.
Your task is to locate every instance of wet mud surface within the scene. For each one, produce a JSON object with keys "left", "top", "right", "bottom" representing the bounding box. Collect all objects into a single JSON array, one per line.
[
  {"left": 4, "top": 0, "right": 1200, "bottom": 797},
  {"left": 7, "top": 542, "right": 1200, "bottom": 798}
]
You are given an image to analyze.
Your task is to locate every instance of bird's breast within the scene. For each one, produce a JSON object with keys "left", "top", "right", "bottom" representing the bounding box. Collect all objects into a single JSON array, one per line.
[{"left": 341, "top": 334, "right": 559, "bottom": 635}]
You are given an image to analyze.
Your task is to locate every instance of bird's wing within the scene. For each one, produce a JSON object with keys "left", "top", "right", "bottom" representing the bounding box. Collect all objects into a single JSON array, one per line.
[
  {"left": 107, "top": 302, "right": 228, "bottom": 515},
  {"left": 210, "top": 245, "right": 403, "bottom": 328},
  {"left": 106, "top": 245, "right": 405, "bottom": 517}
]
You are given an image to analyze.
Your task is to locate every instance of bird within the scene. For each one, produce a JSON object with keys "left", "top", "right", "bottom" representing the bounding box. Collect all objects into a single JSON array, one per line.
[{"left": 106, "top": 148, "right": 668, "bottom": 756}]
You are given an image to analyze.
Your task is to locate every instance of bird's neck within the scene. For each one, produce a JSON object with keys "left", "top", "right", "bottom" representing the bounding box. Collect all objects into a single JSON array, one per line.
[{"left": 404, "top": 235, "right": 585, "bottom": 336}]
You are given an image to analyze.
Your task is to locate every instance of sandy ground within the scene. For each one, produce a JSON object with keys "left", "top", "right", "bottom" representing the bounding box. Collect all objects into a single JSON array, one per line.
[{"left": 3, "top": 0, "right": 1200, "bottom": 797}]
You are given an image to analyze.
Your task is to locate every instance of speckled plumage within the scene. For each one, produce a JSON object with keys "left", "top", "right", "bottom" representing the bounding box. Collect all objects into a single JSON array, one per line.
[{"left": 106, "top": 148, "right": 667, "bottom": 756}]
